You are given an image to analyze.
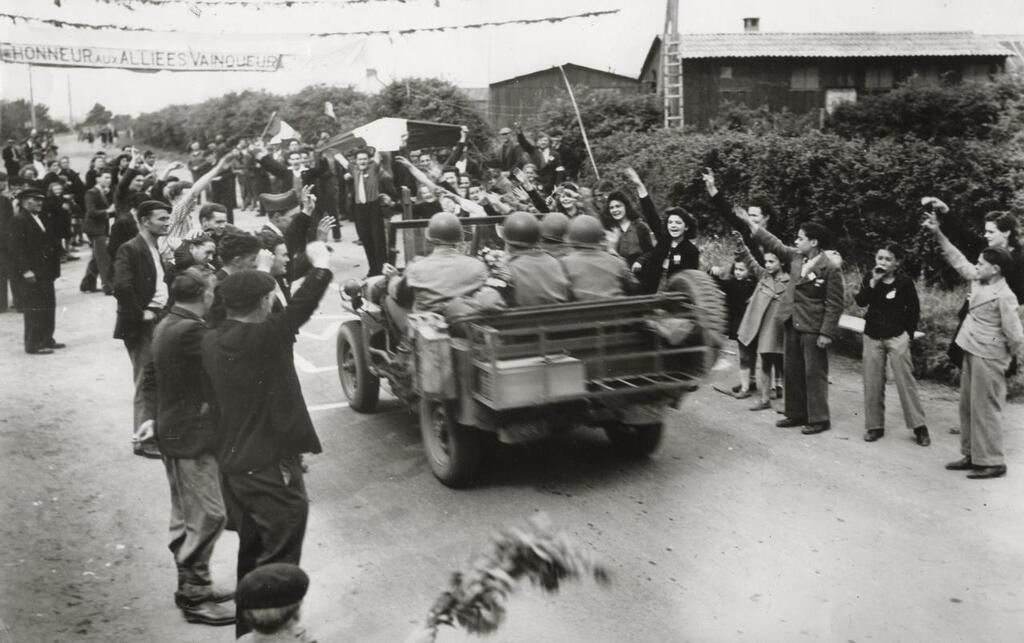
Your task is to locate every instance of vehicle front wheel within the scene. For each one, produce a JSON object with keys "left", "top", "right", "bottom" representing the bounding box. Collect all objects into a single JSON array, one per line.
[
  {"left": 337, "top": 320, "right": 379, "bottom": 413},
  {"left": 605, "top": 422, "right": 664, "bottom": 458},
  {"left": 419, "top": 398, "right": 483, "bottom": 488}
]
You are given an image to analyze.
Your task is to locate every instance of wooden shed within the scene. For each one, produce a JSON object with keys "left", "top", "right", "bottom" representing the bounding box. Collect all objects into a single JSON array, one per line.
[
  {"left": 488, "top": 63, "right": 639, "bottom": 128},
  {"left": 640, "top": 31, "right": 1011, "bottom": 128}
]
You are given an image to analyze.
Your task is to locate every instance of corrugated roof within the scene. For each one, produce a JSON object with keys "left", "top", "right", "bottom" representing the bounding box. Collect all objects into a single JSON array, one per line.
[{"left": 676, "top": 32, "right": 1010, "bottom": 59}]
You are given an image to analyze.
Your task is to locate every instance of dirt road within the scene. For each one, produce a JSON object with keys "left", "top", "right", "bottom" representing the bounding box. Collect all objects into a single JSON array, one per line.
[{"left": 1, "top": 136, "right": 1022, "bottom": 642}]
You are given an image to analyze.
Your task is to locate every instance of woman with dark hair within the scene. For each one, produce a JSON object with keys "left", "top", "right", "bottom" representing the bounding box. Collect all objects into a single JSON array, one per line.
[
  {"left": 600, "top": 190, "right": 653, "bottom": 270},
  {"left": 624, "top": 167, "right": 700, "bottom": 293},
  {"left": 84, "top": 156, "right": 107, "bottom": 190}
]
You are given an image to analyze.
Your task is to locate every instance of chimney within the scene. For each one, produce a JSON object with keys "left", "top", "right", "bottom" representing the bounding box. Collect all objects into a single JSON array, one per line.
[{"left": 743, "top": 17, "right": 760, "bottom": 33}]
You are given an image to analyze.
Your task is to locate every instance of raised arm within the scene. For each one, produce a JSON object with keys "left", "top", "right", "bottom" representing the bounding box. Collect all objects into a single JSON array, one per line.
[
  {"left": 751, "top": 224, "right": 798, "bottom": 264},
  {"left": 922, "top": 209, "right": 977, "bottom": 281}
]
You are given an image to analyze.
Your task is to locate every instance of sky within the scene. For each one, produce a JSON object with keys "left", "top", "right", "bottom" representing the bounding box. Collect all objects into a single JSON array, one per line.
[{"left": 1, "top": 0, "right": 1023, "bottom": 122}]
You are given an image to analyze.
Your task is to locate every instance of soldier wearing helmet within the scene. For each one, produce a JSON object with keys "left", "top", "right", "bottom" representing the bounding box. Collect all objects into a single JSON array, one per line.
[
  {"left": 539, "top": 212, "right": 571, "bottom": 258},
  {"left": 503, "top": 212, "right": 571, "bottom": 307},
  {"left": 560, "top": 214, "right": 638, "bottom": 301},
  {"left": 385, "top": 212, "right": 489, "bottom": 317}
]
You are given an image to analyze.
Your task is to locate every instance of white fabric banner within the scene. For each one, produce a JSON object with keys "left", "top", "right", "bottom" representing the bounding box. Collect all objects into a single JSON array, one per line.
[{"left": 0, "top": 42, "right": 282, "bottom": 72}]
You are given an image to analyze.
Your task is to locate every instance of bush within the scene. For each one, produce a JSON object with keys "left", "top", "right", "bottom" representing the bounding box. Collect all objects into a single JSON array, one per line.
[{"left": 0, "top": 99, "right": 67, "bottom": 140}]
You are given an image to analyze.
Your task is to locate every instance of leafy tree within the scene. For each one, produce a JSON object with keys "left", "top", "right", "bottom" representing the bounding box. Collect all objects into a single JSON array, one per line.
[
  {"left": 83, "top": 103, "right": 113, "bottom": 126},
  {"left": 371, "top": 77, "right": 493, "bottom": 160},
  {"left": 0, "top": 99, "right": 66, "bottom": 139}
]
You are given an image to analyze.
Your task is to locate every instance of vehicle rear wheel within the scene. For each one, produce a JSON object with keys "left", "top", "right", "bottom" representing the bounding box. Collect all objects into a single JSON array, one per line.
[
  {"left": 337, "top": 320, "right": 379, "bottom": 413},
  {"left": 419, "top": 398, "right": 483, "bottom": 488},
  {"left": 665, "top": 269, "right": 728, "bottom": 376},
  {"left": 605, "top": 422, "right": 664, "bottom": 458}
]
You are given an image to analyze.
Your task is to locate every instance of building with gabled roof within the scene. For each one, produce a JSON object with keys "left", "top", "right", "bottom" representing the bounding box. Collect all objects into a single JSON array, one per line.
[{"left": 640, "top": 26, "right": 1012, "bottom": 128}]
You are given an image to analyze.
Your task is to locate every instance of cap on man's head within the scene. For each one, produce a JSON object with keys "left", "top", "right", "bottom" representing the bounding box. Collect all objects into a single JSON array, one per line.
[
  {"left": 137, "top": 200, "right": 172, "bottom": 219},
  {"left": 237, "top": 563, "right": 309, "bottom": 610},
  {"left": 219, "top": 270, "right": 277, "bottom": 309},
  {"left": 258, "top": 190, "right": 300, "bottom": 214},
  {"left": 498, "top": 127, "right": 512, "bottom": 135},
  {"left": 17, "top": 188, "right": 45, "bottom": 201}
]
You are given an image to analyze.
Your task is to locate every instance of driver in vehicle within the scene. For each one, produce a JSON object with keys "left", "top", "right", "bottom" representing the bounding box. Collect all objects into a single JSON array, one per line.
[
  {"left": 503, "top": 212, "right": 572, "bottom": 307},
  {"left": 559, "top": 214, "right": 639, "bottom": 300},
  {"left": 382, "top": 212, "right": 489, "bottom": 334}
]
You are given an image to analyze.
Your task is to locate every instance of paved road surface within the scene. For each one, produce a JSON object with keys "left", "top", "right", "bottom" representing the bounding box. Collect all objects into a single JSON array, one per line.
[{"left": 1, "top": 136, "right": 1023, "bottom": 642}]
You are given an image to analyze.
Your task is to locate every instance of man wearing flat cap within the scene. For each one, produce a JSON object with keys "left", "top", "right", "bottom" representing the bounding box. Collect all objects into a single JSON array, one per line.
[
  {"left": 113, "top": 199, "right": 173, "bottom": 458},
  {"left": 10, "top": 187, "right": 64, "bottom": 353},
  {"left": 236, "top": 563, "right": 314, "bottom": 641},
  {"left": 201, "top": 241, "right": 333, "bottom": 637}
]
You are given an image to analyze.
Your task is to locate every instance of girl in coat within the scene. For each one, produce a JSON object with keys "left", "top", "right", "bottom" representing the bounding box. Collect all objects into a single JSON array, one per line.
[
  {"left": 924, "top": 212, "right": 1024, "bottom": 479},
  {"left": 735, "top": 242, "right": 790, "bottom": 410},
  {"left": 624, "top": 167, "right": 700, "bottom": 293},
  {"left": 852, "top": 243, "right": 928, "bottom": 445}
]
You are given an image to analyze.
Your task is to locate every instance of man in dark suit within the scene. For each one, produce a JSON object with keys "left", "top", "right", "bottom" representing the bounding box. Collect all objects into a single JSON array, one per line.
[
  {"left": 81, "top": 169, "right": 116, "bottom": 294},
  {"left": 201, "top": 244, "right": 332, "bottom": 637},
  {"left": 10, "top": 188, "right": 64, "bottom": 354},
  {"left": 113, "top": 200, "right": 172, "bottom": 458},
  {"left": 258, "top": 190, "right": 333, "bottom": 285}
]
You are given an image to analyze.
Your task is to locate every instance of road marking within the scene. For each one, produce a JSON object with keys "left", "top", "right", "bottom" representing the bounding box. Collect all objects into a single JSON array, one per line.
[
  {"left": 294, "top": 354, "right": 337, "bottom": 374},
  {"left": 307, "top": 402, "right": 350, "bottom": 412}
]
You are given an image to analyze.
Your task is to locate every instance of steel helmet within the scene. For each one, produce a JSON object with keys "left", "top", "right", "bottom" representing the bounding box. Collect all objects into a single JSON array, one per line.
[
  {"left": 539, "top": 212, "right": 570, "bottom": 243},
  {"left": 566, "top": 214, "right": 606, "bottom": 247},
  {"left": 425, "top": 212, "right": 463, "bottom": 245},
  {"left": 502, "top": 212, "right": 541, "bottom": 247}
]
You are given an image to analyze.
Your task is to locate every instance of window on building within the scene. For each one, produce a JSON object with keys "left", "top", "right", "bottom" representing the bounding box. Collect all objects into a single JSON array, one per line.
[
  {"left": 963, "top": 63, "right": 993, "bottom": 81},
  {"left": 864, "top": 66, "right": 894, "bottom": 89},
  {"left": 720, "top": 65, "right": 733, "bottom": 79},
  {"left": 825, "top": 88, "right": 857, "bottom": 114},
  {"left": 790, "top": 66, "right": 819, "bottom": 90}
]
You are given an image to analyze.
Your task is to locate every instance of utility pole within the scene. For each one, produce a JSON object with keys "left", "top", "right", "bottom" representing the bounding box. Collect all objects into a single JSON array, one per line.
[
  {"left": 67, "top": 73, "right": 74, "bottom": 128},
  {"left": 28, "top": 64, "right": 37, "bottom": 130},
  {"left": 662, "top": 0, "right": 682, "bottom": 128}
]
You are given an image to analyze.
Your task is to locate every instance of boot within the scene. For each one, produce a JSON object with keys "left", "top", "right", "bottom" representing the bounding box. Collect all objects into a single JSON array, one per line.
[{"left": 913, "top": 426, "right": 930, "bottom": 447}]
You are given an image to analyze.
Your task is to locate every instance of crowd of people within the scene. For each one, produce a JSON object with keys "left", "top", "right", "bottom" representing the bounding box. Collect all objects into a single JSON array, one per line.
[{"left": 1, "top": 115, "right": 1023, "bottom": 638}]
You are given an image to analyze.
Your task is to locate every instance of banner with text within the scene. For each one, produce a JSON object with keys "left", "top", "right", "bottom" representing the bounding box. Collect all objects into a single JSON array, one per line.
[{"left": 0, "top": 42, "right": 283, "bottom": 72}]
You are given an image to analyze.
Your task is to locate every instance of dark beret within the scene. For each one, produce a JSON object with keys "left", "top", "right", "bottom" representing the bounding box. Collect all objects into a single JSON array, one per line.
[
  {"left": 17, "top": 188, "right": 45, "bottom": 200},
  {"left": 237, "top": 563, "right": 309, "bottom": 610},
  {"left": 137, "top": 200, "right": 172, "bottom": 219},
  {"left": 219, "top": 270, "right": 276, "bottom": 309},
  {"left": 258, "top": 190, "right": 300, "bottom": 214}
]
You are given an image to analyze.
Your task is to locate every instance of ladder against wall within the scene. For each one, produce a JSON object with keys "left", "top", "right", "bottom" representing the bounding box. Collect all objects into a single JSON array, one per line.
[{"left": 662, "top": 36, "right": 682, "bottom": 128}]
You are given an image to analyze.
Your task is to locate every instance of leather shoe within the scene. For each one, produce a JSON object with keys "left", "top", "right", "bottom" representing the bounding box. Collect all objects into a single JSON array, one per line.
[
  {"left": 945, "top": 457, "right": 976, "bottom": 471},
  {"left": 46, "top": 341, "right": 66, "bottom": 349},
  {"left": 913, "top": 426, "right": 931, "bottom": 447},
  {"left": 176, "top": 587, "right": 235, "bottom": 608},
  {"left": 801, "top": 421, "right": 831, "bottom": 435},
  {"left": 863, "top": 429, "right": 884, "bottom": 442},
  {"left": 966, "top": 465, "right": 1007, "bottom": 479},
  {"left": 26, "top": 348, "right": 54, "bottom": 355},
  {"left": 775, "top": 417, "right": 806, "bottom": 428},
  {"left": 133, "top": 441, "right": 163, "bottom": 460},
  {"left": 749, "top": 400, "right": 772, "bottom": 411},
  {"left": 181, "top": 600, "right": 236, "bottom": 626}
]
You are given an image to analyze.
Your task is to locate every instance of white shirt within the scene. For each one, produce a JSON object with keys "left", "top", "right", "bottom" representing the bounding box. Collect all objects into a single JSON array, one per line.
[
  {"left": 355, "top": 172, "right": 367, "bottom": 204},
  {"left": 147, "top": 241, "right": 168, "bottom": 309},
  {"left": 30, "top": 213, "right": 46, "bottom": 233}
]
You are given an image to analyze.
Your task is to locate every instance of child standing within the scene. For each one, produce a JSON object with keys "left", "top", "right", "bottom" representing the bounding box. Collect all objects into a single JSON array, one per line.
[
  {"left": 710, "top": 246, "right": 758, "bottom": 397},
  {"left": 853, "top": 244, "right": 929, "bottom": 446},
  {"left": 735, "top": 244, "right": 789, "bottom": 411},
  {"left": 924, "top": 208, "right": 1024, "bottom": 479}
]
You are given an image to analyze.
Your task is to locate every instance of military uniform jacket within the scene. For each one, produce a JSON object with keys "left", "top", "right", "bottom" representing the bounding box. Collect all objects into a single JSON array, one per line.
[
  {"left": 559, "top": 248, "right": 639, "bottom": 301},
  {"left": 507, "top": 248, "right": 572, "bottom": 306}
]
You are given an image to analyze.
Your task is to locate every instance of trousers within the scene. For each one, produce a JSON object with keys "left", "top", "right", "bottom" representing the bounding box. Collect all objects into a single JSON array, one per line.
[
  {"left": 82, "top": 234, "right": 112, "bottom": 293},
  {"left": 959, "top": 352, "right": 1009, "bottom": 466},
  {"left": 221, "top": 456, "right": 308, "bottom": 637},
  {"left": 21, "top": 278, "right": 56, "bottom": 352},
  {"left": 164, "top": 454, "right": 227, "bottom": 605},
  {"left": 862, "top": 332, "right": 927, "bottom": 431},
  {"left": 353, "top": 202, "right": 386, "bottom": 276},
  {"left": 123, "top": 321, "right": 157, "bottom": 433},
  {"left": 783, "top": 322, "right": 831, "bottom": 424}
]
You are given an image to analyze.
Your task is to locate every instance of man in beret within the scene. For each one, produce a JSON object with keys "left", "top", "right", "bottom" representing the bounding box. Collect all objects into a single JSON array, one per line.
[
  {"left": 236, "top": 563, "right": 313, "bottom": 641},
  {"left": 201, "top": 241, "right": 333, "bottom": 637},
  {"left": 10, "top": 187, "right": 64, "bottom": 353},
  {"left": 113, "top": 200, "right": 173, "bottom": 458},
  {"left": 148, "top": 267, "right": 235, "bottom": 626}
]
